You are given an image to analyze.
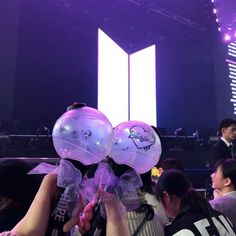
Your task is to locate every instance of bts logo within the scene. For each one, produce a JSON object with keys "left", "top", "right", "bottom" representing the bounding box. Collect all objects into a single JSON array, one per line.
[{"left": 97, "top": 29, "right": 157, "bottom": 126}]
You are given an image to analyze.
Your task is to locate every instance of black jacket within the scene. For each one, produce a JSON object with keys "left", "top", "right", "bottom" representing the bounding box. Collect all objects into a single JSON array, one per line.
[
  {"left": 211, "top": 139, "right": 234, "bottom": 164},
  {"left": 165, "top": 209, "right": 236, "bottom": 236}
]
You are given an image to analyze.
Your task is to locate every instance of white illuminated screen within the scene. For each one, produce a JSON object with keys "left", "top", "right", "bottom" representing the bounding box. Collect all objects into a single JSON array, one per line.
[
  {"left": 227, "top": 41, "right": 236, "bottom": 114},
  {"left": 98, "top": 29, "right": 129, "bottom": 126},
  {"left": 98, "top": 29, "right": 157, "bottom": 126},
  {"left": 130, "top": 45, "right": 156, "bottom": 126}
]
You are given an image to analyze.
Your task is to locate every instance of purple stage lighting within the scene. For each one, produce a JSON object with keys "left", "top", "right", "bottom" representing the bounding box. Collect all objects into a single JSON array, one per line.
[
  {"left": 214, "top": 0, "right": 236, "bottom": 42},
  {"left": 224, "top": 34, "right": 231, "bottom": 41},
  {"left": 227, "top": 41, "right": 236, "bottom": 115}
]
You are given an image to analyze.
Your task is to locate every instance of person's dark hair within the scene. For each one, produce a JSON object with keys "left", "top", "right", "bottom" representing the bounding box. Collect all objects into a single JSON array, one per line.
[
  {"left": 218, "top": 118, "right": 236, "bottom": 136},
  {"left": 140, "top": 171, "right": 154, "bottom": 194},
  {"left": 106, "top": 157, "right": 132, "bottom": 177},
  {"left": 151, "top": 125, "right": 162, "bottom": 138},
  {"left": 0, "top": 159, "right": 42, "bottom": 205},
  {"left": 151, "top": 125, "right": 163, "bottom": 146},
  {"left": 214, "top": 159, "right": 236, "bottom": 189},
  {"left": 156, "top": 169, "right": 191, "bottom": 203},
  {"left": 156, "top": 169, "right": 216, "bottom": 217},
  {"left": 159, "top": 157, "right": 184, "bottom": 172},
  {"left": 0, "top": 159, "right": 43, "bottom": 231},
  {"left": 180, "top": 188, "right": 216, "bottom": 217}
]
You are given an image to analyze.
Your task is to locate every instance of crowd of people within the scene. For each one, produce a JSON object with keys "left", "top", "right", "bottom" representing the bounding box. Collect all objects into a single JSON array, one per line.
[{"left": 1, "top": 117, "right": 236, "bottom": 236}]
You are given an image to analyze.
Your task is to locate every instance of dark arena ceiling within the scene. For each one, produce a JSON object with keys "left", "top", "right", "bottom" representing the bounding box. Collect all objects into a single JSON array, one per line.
[{"left": 51, "top": 0, "right": 220, "bottom": 51}]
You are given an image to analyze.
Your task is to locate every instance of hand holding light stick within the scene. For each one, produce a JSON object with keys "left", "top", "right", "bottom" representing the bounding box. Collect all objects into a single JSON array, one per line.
[{"left": 46, "top": 102, "right": 114, "bottom": 236}]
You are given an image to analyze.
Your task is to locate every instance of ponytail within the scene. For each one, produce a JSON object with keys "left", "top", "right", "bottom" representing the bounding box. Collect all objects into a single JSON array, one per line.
[{"left": 180, "top": 189, "right": 214, "bottom": 217}]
